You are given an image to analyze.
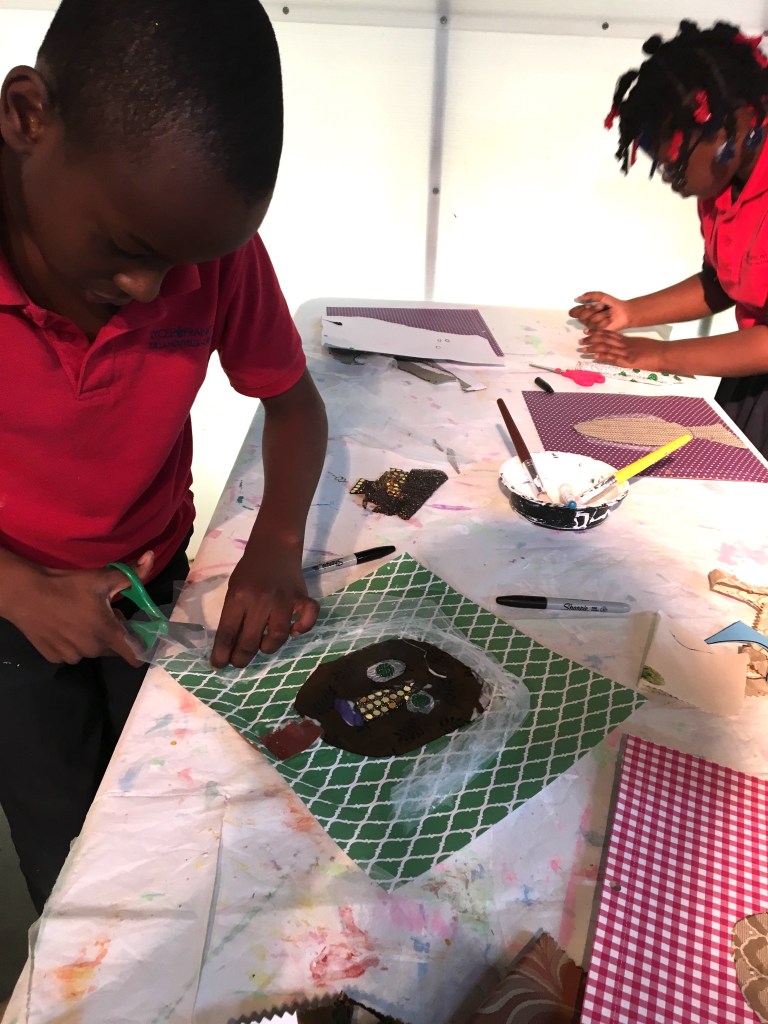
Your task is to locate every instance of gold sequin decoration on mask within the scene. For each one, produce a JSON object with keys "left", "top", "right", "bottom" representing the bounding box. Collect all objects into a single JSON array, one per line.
[{"left": 357, "top": 680, "right": 415, "bottom": 720}]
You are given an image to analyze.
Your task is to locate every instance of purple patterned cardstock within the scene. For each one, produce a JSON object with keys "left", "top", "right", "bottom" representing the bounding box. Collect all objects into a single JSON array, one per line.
[
  {"left": 326, "top": 305, "right": 504, "bottom": 357},
  {"left": 523, "top": 391, "right": 768, "bottom": 483}
]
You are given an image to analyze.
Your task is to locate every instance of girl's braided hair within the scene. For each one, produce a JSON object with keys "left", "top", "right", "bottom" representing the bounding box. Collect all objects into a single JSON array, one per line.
[{"left": 606, "top": 20, "right": 768, "bottom": 176}]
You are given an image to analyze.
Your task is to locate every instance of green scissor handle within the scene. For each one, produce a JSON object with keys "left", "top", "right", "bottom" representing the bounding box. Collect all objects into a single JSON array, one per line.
[{"left": 108, "top": 561, "right": 170, "bottom": 645}]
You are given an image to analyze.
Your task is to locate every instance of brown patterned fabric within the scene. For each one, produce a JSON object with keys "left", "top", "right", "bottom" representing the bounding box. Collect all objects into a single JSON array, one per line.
[
  {"left": 463, "top": 933, "right": 583, "bottom": 1024},
  {"left": 350, "top": 468, "right": 448, "bottom": 519},
  {"left": 574, "top": 414, "right": 745, "bottom": 449},
  {"left": 733, "top": 912, "right": 768, "bottom": 1023}
]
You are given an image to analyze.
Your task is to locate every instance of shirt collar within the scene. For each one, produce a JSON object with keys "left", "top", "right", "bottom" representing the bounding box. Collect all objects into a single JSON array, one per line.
[{"left": 714, "top": 136, "right": 768, "bottom": 213}]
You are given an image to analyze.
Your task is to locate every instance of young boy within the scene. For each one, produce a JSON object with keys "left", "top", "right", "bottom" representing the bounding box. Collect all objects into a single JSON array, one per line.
[
  {"left": 0, "top": 0, "right": 327, "bottom": 911},
  {"left": 572, "top": 20, "right": 768, "bottom": 456}
]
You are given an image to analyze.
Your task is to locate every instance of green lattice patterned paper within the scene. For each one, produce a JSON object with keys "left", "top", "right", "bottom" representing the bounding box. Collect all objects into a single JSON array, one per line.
[{"left": 161, "top": 554, "right": 643, "bottom": 888}]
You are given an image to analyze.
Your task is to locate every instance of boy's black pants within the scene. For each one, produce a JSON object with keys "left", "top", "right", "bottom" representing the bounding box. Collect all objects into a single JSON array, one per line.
[{"left": 0, "top": 540, "right": 190, "bottom": 914}]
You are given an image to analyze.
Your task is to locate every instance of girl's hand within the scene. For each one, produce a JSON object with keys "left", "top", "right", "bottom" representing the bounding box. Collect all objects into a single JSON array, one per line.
[
  {"left": 578, "top": 330, "right": 668, "bottom": 370},
  {"left": 570, "top": 292, "right": 632, "bottom": 331}
]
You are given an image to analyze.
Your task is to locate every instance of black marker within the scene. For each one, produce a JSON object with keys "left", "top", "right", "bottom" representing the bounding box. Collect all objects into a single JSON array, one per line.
[
  {"left": 303, "top": 545, "right": 396, "bottom": 575},
  {"left": 534, "top": 376, "right": 554, "bottom": 394},
  {"left": 497, "top": 595, "right": 630, "bottom": 613}
]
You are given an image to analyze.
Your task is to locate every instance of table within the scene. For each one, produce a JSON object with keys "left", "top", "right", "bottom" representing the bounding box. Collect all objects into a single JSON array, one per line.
[{"left": 6, "top": 300, "right": 768, "bottom": 1024}]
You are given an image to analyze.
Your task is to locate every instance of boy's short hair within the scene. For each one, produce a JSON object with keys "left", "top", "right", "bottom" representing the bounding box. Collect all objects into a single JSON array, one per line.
[{"left": 38, "top": 0, "right": 283, "bottom": 201}]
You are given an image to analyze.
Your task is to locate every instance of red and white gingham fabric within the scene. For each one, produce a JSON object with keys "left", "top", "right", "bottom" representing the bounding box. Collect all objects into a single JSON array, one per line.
[{"left": 581, "top": 736, "right": 768, "bottom": 1023}]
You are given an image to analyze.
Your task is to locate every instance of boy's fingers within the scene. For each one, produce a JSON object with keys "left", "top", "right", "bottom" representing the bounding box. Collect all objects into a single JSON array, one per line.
[
  {"left": 290, "top": 596, "right": 320, "bottom": 637},
  {"left": 233, "top": 608, "right": 277, "bottom": 663},
  {"left": 103, "top": 550, "right": 156, "bottom": 599},
  {"left": 110, "top": 630, "right": 145, "bottom": 667},
  {"left": 135, "top": 550, "right": 155, "bottom": 581},
  {"left": 211, "top": 592, "right": 269, "bottom": 667},
  {"left": 210, "top": 612, "right": 241, "bottom": 667},
  {"left": 211, "top": 588, "right": 318, "bottom": 665}
]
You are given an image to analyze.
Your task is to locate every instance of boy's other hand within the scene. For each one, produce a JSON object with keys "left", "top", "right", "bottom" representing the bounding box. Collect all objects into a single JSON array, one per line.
[
  {"left": 578, "top": 330, "right": 667, "bottom": 370},
  {"left": 211, "top": 545, "right": 318, "bottom": 668},
  {"left": 570, "top": 292, "right": 631, "bottom": 331},
  {"left": 7, "top": 551, "right": 155, "bottom": 665}
]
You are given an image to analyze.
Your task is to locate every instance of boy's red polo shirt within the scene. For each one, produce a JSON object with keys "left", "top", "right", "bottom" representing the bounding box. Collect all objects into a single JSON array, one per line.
[
  {"left": 0, "top": 235, "right": 306, "bottom": 575},
  {"left": 699, "top": 138, "right": 768, "bottom": 328}
]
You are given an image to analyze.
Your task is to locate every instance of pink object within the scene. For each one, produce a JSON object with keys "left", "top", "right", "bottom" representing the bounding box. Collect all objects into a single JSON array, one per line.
[
  {"left": 552, "top": 366, "right": 605, "bottom": 386},
  {"left": 529, "top": 363, "right": 605, "bottom": 386},
  {"left": 581, "top": 735, "right": 768, "bottom": 1023}
]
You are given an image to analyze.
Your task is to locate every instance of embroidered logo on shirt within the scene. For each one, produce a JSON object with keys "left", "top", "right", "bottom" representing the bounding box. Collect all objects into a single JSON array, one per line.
[{"left": 149, "top": 326, "right": 213, "bottom": 349}]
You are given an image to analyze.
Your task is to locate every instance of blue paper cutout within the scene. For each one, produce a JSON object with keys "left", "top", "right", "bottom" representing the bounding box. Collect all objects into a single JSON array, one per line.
[{"left": 705, "top": 620, "right": 768, "bottom": 652}]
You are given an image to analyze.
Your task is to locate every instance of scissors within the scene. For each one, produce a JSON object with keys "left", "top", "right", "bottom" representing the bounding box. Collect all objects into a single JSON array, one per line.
[
  {"left": 529, "top": 363, "right": 605, "bottom": 387},
  {"left": 109, "top": 561, "right": 207, "bottom": 649}
]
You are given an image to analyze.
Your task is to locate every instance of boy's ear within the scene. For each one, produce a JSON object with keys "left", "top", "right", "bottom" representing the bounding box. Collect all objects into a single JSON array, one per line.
[{"left": 0, "top": 66, "right": 57, "bottom": 154}]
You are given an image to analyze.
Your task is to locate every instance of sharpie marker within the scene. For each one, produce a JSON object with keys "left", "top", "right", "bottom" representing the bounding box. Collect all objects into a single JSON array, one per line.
[
  {"left": 496, "top": 595, "right": 630, "bottom": 614},
  {"left": 303, "top": 545, "right": 396, "bottom": 576}
]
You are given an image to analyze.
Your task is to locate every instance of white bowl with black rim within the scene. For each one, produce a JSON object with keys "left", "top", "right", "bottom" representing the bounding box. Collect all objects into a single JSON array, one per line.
[{"left": 499, "top": 450, "right": 629, "bottom": 531}]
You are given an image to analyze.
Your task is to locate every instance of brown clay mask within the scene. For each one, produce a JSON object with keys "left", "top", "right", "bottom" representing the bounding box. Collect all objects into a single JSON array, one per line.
[{"left": 294, "top": 637, "right": 485, "bottom": 757}]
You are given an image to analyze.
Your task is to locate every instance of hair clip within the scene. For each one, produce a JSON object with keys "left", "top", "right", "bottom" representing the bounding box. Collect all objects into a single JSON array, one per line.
[
  {"left": 745, "top": 125, "right": 763, "bottom": 149},
  {"left": 693, "top": 90, "right": 712, "bottom": 125},
  {"left": 734, "top": 32, "right": 768, "bottom": 69},
  {"left": 745, "top": 118, "right": 764, "bottom": 150},
  {"left": 716, "top": 137, "right": 737, "bottom": 163},
  {"left": 667, "top": 130, "right": 684, "bottom": 162}
]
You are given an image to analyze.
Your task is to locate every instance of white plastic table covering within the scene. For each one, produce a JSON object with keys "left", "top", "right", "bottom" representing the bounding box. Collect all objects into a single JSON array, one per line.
[{"left": 5, "top": 301, "right": 767, "bottom": 1024}]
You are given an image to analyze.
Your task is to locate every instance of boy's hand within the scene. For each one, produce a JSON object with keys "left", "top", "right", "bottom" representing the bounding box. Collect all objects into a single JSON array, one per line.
[
  {"left": 578, "top": 330, "right": 667, "bottom": 370},
  {"left": 211, "top": 544, "right": 318, "bottom": 668},
  {"left": 570, "top": 292, "right": 632, "bottom": 331},
  {"left": 6, "top": 552, "right": 155, "bottom": 665}
]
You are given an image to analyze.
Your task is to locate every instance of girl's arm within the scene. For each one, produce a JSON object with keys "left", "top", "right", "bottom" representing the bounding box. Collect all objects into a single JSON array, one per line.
[
  {"left": 579, "top": 325, "right": 768, "bottom": 377},
  {"left": 572, "top": 270, "right": 734, "bottom": 330}
]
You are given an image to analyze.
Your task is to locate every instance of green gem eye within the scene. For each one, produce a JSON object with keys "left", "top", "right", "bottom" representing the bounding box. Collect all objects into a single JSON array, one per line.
[
  {"left": 406, "top": 690, "right": 435, "bottom": 714},
  {"left": 366, "top": 659, "right": 406, "bottom": 683}
]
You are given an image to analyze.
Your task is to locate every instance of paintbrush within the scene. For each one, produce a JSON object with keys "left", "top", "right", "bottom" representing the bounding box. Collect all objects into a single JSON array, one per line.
[
  {"left": 496, "top": 398, "right": 551, "bottom": 502},
  {"left": 575, "top": 432, "right": 693, "bottom": 504}
]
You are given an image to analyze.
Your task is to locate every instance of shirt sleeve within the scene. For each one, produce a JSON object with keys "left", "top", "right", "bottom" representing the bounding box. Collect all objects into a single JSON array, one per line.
[{"left": 214, "top": 234, "right": 306, "bottom": 399}]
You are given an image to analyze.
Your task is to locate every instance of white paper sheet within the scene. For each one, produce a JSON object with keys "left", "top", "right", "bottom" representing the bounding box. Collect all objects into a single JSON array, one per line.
[{"left": 321, "top": 316, "right": 505, "bottom": 365}]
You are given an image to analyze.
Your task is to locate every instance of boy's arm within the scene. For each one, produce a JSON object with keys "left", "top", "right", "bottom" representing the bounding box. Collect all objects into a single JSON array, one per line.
[
  {"left": 572, "top": 271, "right": 734, "bottom": 331},
  {"left": 579, "top": 324, "right": 768, "bottom": 377},
  {"left": 211, "top": 369, "right": 328, "bottom": 668}
]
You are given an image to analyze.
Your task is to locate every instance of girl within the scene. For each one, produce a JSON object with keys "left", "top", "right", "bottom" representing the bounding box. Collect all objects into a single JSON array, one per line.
[{"left": 573, "top": 20, "right": 768, "bottom": 455}]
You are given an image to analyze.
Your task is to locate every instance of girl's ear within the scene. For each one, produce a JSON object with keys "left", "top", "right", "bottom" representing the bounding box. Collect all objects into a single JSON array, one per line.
[{"left": 0, "top": 66, "right": 57, "bottom": 154}]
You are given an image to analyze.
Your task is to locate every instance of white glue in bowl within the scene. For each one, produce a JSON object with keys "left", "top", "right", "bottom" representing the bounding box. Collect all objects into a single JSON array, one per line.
[{"left": 499, "top": 450, "right": 629, "bottom": 531}]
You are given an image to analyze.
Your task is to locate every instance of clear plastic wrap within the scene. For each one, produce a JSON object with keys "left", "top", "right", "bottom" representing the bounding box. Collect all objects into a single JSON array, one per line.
[{"left": 255, "top": 602, "right": 531, "bottom": 825}]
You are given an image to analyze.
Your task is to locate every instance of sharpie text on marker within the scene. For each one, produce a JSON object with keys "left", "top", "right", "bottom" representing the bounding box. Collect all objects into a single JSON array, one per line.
[
  {"left": 303, "top": 545, "right": 396, "bottom": 575},
  {"left": 496, "top": 595, "right": 630, "bottom": 614}
]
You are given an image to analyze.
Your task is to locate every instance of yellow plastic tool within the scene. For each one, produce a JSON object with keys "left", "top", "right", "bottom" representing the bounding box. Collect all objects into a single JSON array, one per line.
[{"left": 575, "top": 433, "right": 693, "bottom": 504}]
